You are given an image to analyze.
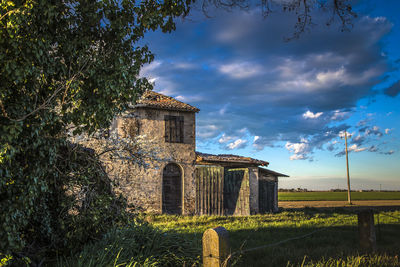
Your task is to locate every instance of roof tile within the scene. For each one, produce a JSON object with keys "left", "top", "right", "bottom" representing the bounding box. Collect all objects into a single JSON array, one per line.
[
  {"left": 196, "top": 152, "right": 269, "bottom": 166},
  {"left": 134, "top": 91, "right": 200, "bottom": 112}
]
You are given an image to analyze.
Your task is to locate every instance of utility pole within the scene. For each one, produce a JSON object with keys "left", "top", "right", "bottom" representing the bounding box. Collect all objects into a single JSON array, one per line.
[{"left": 345, "top": 130, "right": 352, "bottom": 204}]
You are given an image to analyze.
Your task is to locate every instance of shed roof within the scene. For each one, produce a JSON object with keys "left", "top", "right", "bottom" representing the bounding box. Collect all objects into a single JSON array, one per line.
[
  {"left": 259, "top": 167, "right": 289, "bottom": 177},
  {"left": 134, "top": 91, "right": 200, "bottom": 112},
  {"left": 196, "top": 152, "right": 269, "bottom": 167}
]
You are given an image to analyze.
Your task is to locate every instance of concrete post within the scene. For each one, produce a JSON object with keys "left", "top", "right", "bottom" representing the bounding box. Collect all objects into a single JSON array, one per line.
[
  {"left": 203, "top": 227, "right": 230, "bottom": 267},
  {"left": 358, "top": 210, "right": 377, "bottom": 252}
]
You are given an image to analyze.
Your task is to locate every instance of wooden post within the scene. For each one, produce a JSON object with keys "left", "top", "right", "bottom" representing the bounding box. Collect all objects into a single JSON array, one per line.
[
  {"left": 344, "top": 130, "right": 352, "bottom": 204},
  {"left": 358, "top": 210, "right": 376, "bottom": 252},
  {"left": 203, "top": 227, "right": 230, "bottom": 267}
]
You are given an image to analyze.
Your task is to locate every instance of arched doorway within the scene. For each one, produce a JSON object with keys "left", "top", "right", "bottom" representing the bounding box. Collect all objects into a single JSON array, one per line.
[{"left": 162, "top": 163, "right": 182, "bottom": 214}]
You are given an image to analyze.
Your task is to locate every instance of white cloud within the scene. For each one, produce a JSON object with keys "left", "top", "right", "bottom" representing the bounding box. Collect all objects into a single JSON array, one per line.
[
  {"left": 218, "top": 133, "right": 234, "bottom": 144},
  {"left": 140, "top": 60, "right": 162, "bottom": 75},
  {"left": 285, "top": 140, "right": 311, "bottom": 160},
  {"left": 348, "top": 144, "right": 368, "bottom": 152},
  {"left": 286, "top": 142, "right": 308, "bottom": 154},
  {"left": 175, "top": 94, "right": 204, "bottom": 103},
  {"left": 331, "top": 110, "right": 349, "bottom": 120},
  {"left": 227, "top": 139, "right": 248, "bottom": 149},
  {"left": 174, "top": 62, "right": 197, "bottom": 70},
  {"left": 365, "top": 126, "right": 382, "bottom": 137},
  {"left": 290, "top": 154, "right": 307, "bottom": 160},
  {"left": 218, "top": 103, "right": 230, "bottom": 115},
  {"left": 197, "top": 125, "right": 220, "bottom": 139},
  {"left": 303, "top": 110, "right": 323, "bottom": 119},
  {"left": 218, "top": 62, "right": 264, "bottom": 79},
  {"left": 315, "top": 67, "right": 346, "bottom": 84}
]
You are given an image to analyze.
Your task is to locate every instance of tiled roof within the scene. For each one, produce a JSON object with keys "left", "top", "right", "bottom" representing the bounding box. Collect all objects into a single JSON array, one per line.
[
  {"left": 259, "top": 167, "right": 289, "bottom": 177},
  {"left": 134, "top": 91, "right": 200, "bottom": 112},
  {"left": 196, "top": 152, "right": 269, "bottom": 166}
]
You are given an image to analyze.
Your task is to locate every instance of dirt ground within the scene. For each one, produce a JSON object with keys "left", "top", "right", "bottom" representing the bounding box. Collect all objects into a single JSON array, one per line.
[{"left": 279, "top": 200, "right": 400, "bottom": 211}]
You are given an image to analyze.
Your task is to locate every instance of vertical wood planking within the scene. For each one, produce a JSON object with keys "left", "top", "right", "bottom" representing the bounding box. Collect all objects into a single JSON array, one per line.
[
  {"left": 195, "top": 168, "right": 198, "bottom": 214},
  {"left": 220, "top": 167, "right": 224, "bottom": 215},
  {"left": 195, "top": 166, "right": 224, "bottom": 215},
  {"left": 207, "top": 168, "right": 210, "bottom": 214},
  {"left": 199, "top": 168, "right": 203, "bottom": 215},
  {"left": 202, "top": 168, "right": 205, "bottom": 215},
  {"left": 208, "top": 168, "right": 215, "bottom": 215}
]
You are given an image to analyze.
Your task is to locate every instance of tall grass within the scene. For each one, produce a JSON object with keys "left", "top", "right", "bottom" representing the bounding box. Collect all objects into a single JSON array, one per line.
[{"left": 57, "top": 223, "right": 200, "bottom": 267}]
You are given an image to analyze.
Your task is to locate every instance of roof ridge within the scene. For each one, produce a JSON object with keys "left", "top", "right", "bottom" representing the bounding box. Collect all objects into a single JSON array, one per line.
[
  {"left": 196, "top": 151, "right": 269, "bottom": 166},
  {"left": 135, "top": 90, "right": 200, "bottom": 112}
]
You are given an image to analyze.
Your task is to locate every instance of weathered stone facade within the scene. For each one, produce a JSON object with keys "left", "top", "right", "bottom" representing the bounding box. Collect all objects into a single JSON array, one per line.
[{"left": 112, "top": 107, "right": 197, "bottom": 214}]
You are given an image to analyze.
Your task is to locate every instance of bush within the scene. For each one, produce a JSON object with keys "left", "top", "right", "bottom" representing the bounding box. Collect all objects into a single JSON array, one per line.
[{"left": 0, "top": 140, "right": 130, "bottom": 265}]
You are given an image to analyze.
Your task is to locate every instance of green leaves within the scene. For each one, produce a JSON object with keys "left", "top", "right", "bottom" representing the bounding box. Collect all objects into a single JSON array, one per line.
[{"left": 0, "top": 0, "right": 191, "bottom": 263}]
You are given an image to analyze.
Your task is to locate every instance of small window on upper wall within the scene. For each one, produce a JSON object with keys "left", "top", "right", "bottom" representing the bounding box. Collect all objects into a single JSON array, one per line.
[{"left": 164, "top": 115, "right": 184, "bottom": 143}]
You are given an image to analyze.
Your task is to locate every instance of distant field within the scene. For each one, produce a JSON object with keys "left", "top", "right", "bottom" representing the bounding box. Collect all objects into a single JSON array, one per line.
[{"left": 278, "top": 191, "right": 400, "bottom": 201}]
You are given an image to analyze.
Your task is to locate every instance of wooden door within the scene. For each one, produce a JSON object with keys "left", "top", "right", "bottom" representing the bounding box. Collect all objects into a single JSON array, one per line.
[
  {"left": 162, "top": 163, "right": 182, "bottom": 214},
  {"left": 195, "top": 166, "right": 224, "bottom": 215},
  {"left": 259, "top": 180, "right": 274, "bottom": 213},
  {"left": 223, "top": 168, "right": 250, "bottom": 215}
]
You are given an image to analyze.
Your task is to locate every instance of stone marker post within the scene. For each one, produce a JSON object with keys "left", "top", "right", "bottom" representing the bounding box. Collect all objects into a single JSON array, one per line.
[
  {"left": 203, "top": 226, "right": 230, "bottom": 267},
  {"left": 358, "top": 210, "right": 377, "bottom": 252}
]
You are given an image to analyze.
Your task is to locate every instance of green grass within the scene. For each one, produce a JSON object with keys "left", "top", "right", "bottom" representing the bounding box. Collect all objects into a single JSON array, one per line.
[
  {"left": 145, "top": 210, "right": 400, "bottom": 266},
  {"left": 57, "top": 223, "right": 201, "bottom": 267},
  {"left": 55, "top": 210, "right": 400, "bottom": 266},
  {"left": 278, "top": 191, "right": 400, "bottom": 201}
]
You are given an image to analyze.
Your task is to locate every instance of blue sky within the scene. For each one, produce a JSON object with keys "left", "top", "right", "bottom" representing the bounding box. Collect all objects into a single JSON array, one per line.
[{"left": 140, "top": 1, "right": 400, "bottom": 190}]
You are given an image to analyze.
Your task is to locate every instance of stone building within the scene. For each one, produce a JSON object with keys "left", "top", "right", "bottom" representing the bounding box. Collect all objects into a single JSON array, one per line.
[{"left": 109, "top": 91, "right": 288, "bottom": 215}]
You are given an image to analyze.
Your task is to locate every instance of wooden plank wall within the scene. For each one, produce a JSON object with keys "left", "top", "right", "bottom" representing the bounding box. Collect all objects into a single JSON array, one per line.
[
  {"left": 224, "top": 168, "right": 250, "bottom": 216},
  {"left": 195, "top": 166, "right": 250, "bottom": 216},
  {"left": 195, "top": 166, "right": 224, "bottom": 215},
  {"left": 259, "top": 180, "right": 274, "bottom": 213}
]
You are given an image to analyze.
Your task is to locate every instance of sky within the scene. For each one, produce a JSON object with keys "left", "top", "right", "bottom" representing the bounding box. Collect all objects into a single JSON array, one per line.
[{"left": 140, "top": 1, "right": 400, "bottom": 190}]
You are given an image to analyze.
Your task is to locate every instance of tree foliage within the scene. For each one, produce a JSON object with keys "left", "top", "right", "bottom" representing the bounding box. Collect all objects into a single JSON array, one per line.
[{"left": 0, "top": 0, "right": 191, "bottom": 262}]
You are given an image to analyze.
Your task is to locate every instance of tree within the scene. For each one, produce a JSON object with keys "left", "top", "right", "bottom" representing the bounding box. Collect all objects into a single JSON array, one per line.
[
  {"left": 0, "top": 0, "right": 191, "bottom": 261},
  {"left": 0, "top": 0, "right": 356, "bottom": 263}
]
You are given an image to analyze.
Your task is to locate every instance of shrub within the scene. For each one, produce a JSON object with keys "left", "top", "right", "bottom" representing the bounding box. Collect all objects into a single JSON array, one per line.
[{"left": 0, "top": 141, "right": 130, "bottom": 265}]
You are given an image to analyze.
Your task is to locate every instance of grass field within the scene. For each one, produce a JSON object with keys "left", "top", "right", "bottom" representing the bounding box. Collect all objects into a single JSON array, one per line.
[
  {"left": 146, "top": 209, "right": 400, "bottom": 266},
  {"left": 278, "top": 191, "right": 400, "bottom": 201}
]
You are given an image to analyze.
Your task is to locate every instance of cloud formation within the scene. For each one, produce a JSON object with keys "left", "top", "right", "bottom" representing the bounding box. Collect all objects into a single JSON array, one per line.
[
  {"left": 141, "top": 8, "right": 394, "bottom": 160},
  {"left": 303, "top": 110, "right": 323, "bottom": 119}
]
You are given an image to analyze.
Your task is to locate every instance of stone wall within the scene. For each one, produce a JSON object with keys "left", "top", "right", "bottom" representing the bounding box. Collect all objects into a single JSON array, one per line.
[
  {"left": 113, "top": 107, "right": 197, "bottom": 214},
  {"left": 76, "top": 107, "right": 197, "bottom": 215}
]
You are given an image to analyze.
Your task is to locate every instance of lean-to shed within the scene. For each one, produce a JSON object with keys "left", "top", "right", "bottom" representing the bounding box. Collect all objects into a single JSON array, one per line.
[{"left": 195, "top": 153, "right": 289, "bottom": 215}]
